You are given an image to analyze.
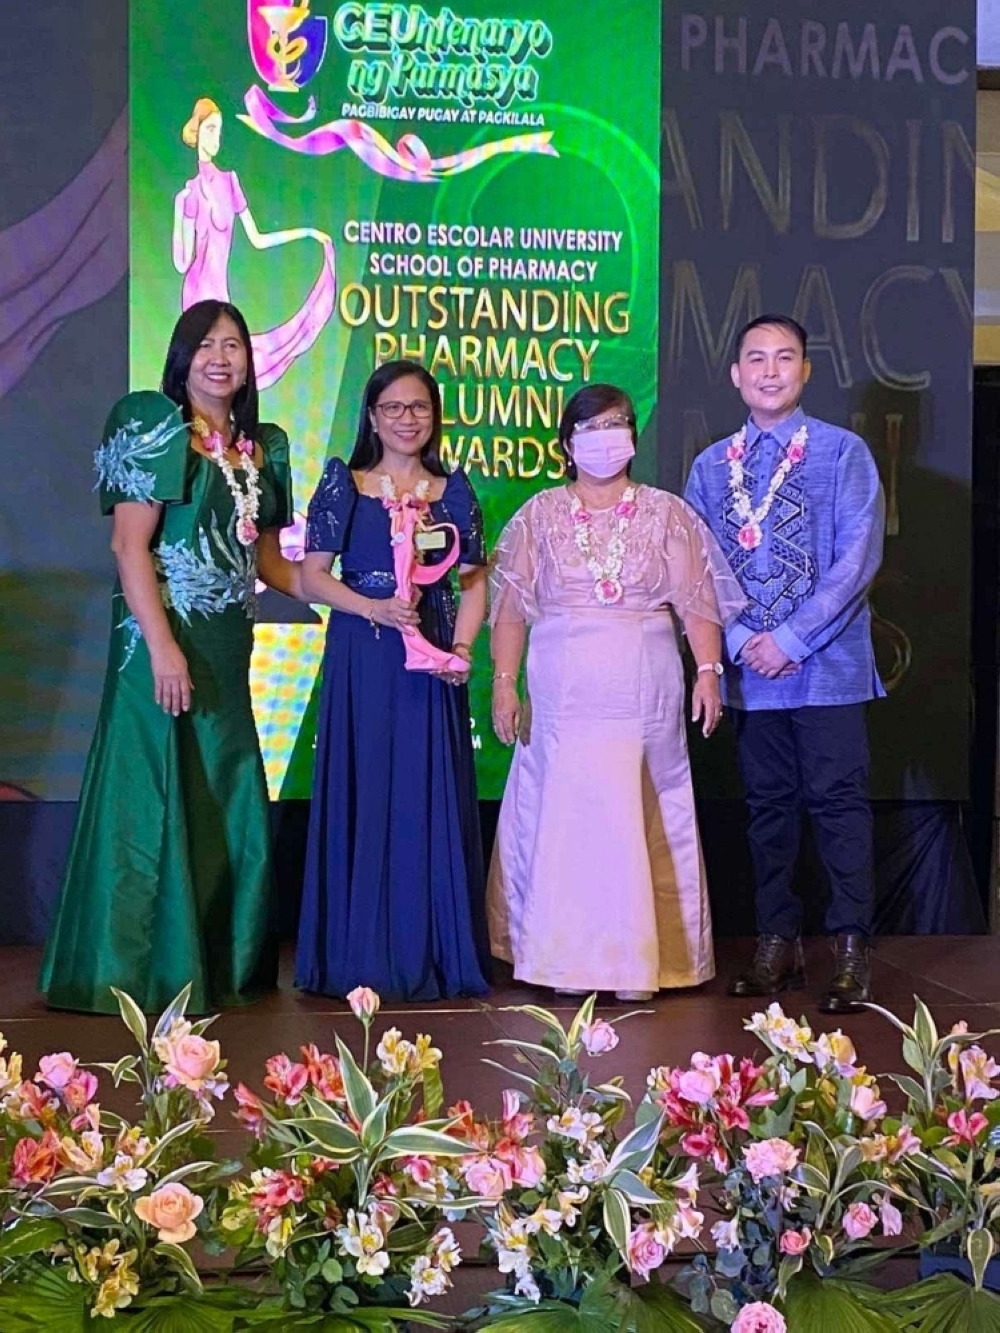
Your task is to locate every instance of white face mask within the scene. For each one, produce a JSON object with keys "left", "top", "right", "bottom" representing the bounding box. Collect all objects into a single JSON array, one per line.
[{"left": 570, "top": 427, "right": 636, "bottom": 479}]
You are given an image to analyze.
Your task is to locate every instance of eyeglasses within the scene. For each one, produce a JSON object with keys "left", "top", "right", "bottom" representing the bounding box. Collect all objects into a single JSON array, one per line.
[
  {"left": 572, "top": 412, "right": 634, "bottom": 435},
  {"left": 376, "top": 400, "right": 434, "bottom": 421}
]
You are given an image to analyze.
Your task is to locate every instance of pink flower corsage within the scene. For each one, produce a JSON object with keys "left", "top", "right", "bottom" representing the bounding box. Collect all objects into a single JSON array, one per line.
[
  {"left": 615, "top": 499, "right": 638, "bottom": 519},
  {"left": 571, "top": 508, "right": 591, "bottom": 525},
  {"left": 786, "top": 443, "right": 805, "bottom": 464},
  {"left": 726, "top": 443, "right": 745, "bottom": 461}
]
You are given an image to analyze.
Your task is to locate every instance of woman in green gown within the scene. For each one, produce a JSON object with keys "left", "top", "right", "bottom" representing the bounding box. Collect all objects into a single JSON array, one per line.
[{"left": 40, "top": 299, "right": 298, "bottom": 1013}]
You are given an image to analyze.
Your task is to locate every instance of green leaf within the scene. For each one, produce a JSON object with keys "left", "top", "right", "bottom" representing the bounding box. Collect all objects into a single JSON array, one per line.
[
  {"left": 913, "top": 997, "right": 940, "bottom": 1053},
  {"left": 130, "top": 1295, "right": 240, "bottom": 1332},
  {"left": 422, "top": 1060, "right": 444, "bottom": 1119},
  {"left": 970, "top": 1228, "right": 997, "bottom": 1292},
  {"left": 607, "top": 1169, "right": 662, "bottom": 1206},
  {"left": 602, "top": 1185, "right": 631, "bottom": 1263},
  {"left": 619, "top": 1279, "right": 707, "bottom": 1331},
  {"left": 874, "top": 1272, "right": 1000, "bottom": 1331},
  {"left": 607, "top": 1112, "right": 663, "bottom": 1175},
  {"left": 902, "top": 1036, "right": 925, "bottom": 1075},
  {"left": 777, "top": 1254, "right": 803, "bottom": 1299},
  {"left": 360, "top": 1098, "right": 391, "bottom": 1151},
  {"left": 144, "top": 1118, "right": 203, "bottom": 1168},
  {"left": 57, "top": 1207, "right": 121, "bottom": 1229},
  {"left": 0, "top": 1263, "right": 90, "bottom": 1330},
  {"left": 780, "top": 1272, "right": 898, "bottom": 1331},
  {"left": 151, "top": 983, "right": 195, "bottom": 1043},
  {"left": 287, "top": 1117, "right": 363, "bottom": 1160},
  {"left": 566, "top": 994, "right": 598, "bottom": 1051},
  {"left": 335, "top": 1036, "right": 377, "bottom": 1126},
  {"left": 709, "top": 1289, "right": 740, "bottom": 1324},
  {"left": 111, "top": 986, "right": 149, "bottom": 1050},
  {"left": 378, "top": 1125, "right": 477, "bottom": 1159},
  {"left": 157, "top": 1161, "right": 218, "bottom": 1188},
  {"left": 154, "top": 1241, "right": 203, "bottom": 1291},
  {"left": 500, "top": 1003, "right": 571, "bottom": 1055},
  {"left": 887, "top": 1074, "right": 928, "bottom": 1106},
  {"left": 0, "top": 1217, "right": 66, "bottom": 1260}
]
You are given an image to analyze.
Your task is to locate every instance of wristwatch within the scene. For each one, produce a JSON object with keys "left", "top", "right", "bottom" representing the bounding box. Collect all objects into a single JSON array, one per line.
[{"left": 697, "top": 662, "right": 725, "bottom": 676}]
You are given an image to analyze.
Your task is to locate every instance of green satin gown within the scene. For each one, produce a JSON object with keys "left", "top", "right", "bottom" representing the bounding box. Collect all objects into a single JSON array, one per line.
[{"left": 40, "top": 391, "right": 292, "bottom": 1013}]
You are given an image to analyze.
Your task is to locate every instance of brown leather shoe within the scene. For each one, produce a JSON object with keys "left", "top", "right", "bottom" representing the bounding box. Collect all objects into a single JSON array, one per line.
[
  {"left": 729, "top": 935, "right": 806, "bottom": 998},
  {"left": 818, "top": 934, "right": 872, "bottom": 1014}
]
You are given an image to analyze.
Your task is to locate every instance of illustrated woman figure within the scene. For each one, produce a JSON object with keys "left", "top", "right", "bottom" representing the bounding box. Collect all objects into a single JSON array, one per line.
[{"left": 173, "top": 97, "right": 336, "bottom": 390}]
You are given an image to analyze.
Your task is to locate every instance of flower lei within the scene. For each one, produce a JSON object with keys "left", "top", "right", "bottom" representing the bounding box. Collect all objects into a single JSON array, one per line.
[
  {"left": 569, "top": 485, "right": 639, "bottom": 605},
  {"left": 191, "top": 416, "right": 260, "bottom": 546},
  {"left": 379, "top": 473, "right": 430, "bottom": 505},
  {"left": 727, "top": 423, "right": 808, "bottom": 552}
]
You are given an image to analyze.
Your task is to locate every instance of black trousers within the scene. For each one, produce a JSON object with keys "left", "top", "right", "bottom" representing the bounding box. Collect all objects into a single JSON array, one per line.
[{"left": 731, "top": 703, "right": 873, "bottom": 939}]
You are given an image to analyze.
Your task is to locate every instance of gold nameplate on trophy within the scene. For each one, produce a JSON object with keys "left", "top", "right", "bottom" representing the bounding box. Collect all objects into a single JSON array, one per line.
[{"left": 416, "top": 530, "right": 448, "bottom": 551}]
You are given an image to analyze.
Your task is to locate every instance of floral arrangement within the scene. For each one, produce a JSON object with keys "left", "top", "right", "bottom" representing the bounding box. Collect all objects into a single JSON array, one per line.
[
  {"left": 464, "top": 996, "right": 706, "bottom": 1331},
  {"left": 0, "top": 985, "right": 242, "bottom": 1326},
  {"left": 219, "top": 986, "right": 482, "bottom": 1328},
  {"left": 648, "top": 1003, "right": 910, "bottom": 1329},
  {"left": 5, "top": 987, "right": 1000, "bottom": 1331}
]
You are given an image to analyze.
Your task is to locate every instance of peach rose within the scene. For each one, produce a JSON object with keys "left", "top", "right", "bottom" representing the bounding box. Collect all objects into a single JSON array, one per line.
[
  {"left": 135, "top": 1182, "right": 204, "bottom": 1243},
  {"left": 158, "top": 1034, "right": 221, "bottom": 1092}
]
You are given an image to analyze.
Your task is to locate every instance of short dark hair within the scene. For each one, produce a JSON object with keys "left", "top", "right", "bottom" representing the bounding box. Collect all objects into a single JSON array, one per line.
[
  {"left": 734, "top": 314, "right": 808, "bottom": 361},
  {"left": 161, "top": 300, "right": 259, "bottom": 441},
  {"left": 348, "top": 359, "right": 446, "bottom": 477},
  {"left": 557, "top": 383, "right": 636, "bottom": 481}
]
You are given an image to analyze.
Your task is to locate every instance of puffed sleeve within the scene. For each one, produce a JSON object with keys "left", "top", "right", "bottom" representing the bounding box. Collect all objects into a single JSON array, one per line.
[
  {"left": 489, "top": 496, "right": 542, "bottom": 626},
  {"left": 94, "top": 391, "right": 190, "bottom": 515},
  {"left": 662, "top": 495, "right": 746, "bottom": 626},
  {"left": 258, "top": 423, "right": 294, "bottom": 529},
  {"left": 442, "top": 467, "right": 486, "bottom": 566},
  {"left": 306, "top": 456, "right": 357, "bottom": 554}
]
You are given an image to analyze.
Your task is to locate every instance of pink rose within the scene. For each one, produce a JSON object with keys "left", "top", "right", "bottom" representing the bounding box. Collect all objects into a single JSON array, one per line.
[
  {"left": 11, "top": 1129, "right": 61, "bottom": 1186},
  {"left": 580, "top": 1020, "right": 619, "bottom": 1057},
  {"left": 732, "top": 1303, "right": 787, "bottom": 1333},
  {"left": 62, "top": 1071, "right": 99, "bottom": 1114},
  {"left": 627, "top": 1222, "right": 667, "bottom": 1280},
  {"left": 849, "top": 1085, "right": 887, "bottom": 1122},
  {"left": 135, "top": 1182, "right": 204, "bottom": 1243},
  {"left": 615, "top": 500, "right": 638, "bottom": 519},
  {"left": 779, "top": 1227, "right": 811, "bottom": 1255},
  {"left": 346, "top": 986, "right": 380, "bottom": 1021},
  {"left": 726, "top": 444, "right": 745, "bottom": 462},
  {"left": 786, "top": 443, "right": 805, "bottom": 464},
  {"left": 36, "top": 1052, "right": 78, "bottom": 1091},
  {"left": 462, "top": 1155, "right": 513, "bottom": 1199},
  {"left": 160, "top": 1034, "right": 221, "bottom": 1092},
  {"left": 742, "top": 1138, "right": 800, "bottom": 1184},
  {"left": 842, "top": 1201, "right": 878, "bottom": 1240}
]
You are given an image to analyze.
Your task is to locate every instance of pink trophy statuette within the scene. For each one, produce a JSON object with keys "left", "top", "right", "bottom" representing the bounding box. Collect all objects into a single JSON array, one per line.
[{"left": 386, "top": 494, "right": 470, "bottom": 677}]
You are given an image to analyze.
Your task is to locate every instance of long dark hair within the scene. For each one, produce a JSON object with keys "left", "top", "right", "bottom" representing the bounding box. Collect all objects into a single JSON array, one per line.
[
  {"left": 161, "top": 300, "right": 259, "bottom": 441},
  {"left": 348, "top": 360, "right": 446, "bottom": 477},
  {"left": 557, "top": 382, "right": 636, "bottom": 481}
]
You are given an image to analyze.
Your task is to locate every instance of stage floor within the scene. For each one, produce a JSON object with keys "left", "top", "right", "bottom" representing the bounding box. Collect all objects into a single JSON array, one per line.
[{"left": 3, "top": 936, "right": 998, "bottom": 1311}]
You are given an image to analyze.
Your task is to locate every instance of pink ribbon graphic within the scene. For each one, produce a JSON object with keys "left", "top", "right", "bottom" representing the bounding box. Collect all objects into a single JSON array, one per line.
[{"left": 237, "top": 86, "right": 557, "bottom": 181}]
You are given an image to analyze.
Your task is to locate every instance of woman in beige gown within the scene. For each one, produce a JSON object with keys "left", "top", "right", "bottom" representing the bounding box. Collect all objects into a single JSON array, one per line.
[{"left": 487, "top": 384, "right": 745, "bottom": 1001}]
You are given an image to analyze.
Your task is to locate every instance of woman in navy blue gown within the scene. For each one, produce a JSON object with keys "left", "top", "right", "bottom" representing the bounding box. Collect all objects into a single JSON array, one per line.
[{"left": 296, "top": 360, "right": 491, "bottom": 1000}]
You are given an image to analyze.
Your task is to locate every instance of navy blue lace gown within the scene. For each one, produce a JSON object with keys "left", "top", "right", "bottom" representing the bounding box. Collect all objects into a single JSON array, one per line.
[{"left": 295, "top": 458, "right": 491, "bottom": 1000}]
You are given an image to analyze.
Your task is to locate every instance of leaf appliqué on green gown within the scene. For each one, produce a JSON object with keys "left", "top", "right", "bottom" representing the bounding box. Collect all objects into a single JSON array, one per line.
[{"left": 94, "top": 414, "right": 189, "bottom": 503}]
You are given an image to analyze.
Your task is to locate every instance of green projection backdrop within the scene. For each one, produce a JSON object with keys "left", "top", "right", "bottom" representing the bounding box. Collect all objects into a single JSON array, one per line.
[{"left": 130, "top": 1, "right": 661, "bottom": 798}]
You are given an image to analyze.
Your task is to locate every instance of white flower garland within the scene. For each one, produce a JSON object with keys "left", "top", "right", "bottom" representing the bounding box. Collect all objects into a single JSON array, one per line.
[
  {"left": 569, "top": 485, "right": 638, "bottom": 605},
  {"left": 191, "top": 416, "right": 261, "bottom": 547},
  {"left": 727, "top": 423, "right": 808, "bottom": 552},
  {"left": 379, "top": 472, "right": 430, "bottom": 504}
]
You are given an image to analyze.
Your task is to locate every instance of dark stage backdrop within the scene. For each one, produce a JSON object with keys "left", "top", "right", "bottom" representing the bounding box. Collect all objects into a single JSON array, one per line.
[{"left": 0, "top": 2, "right": 988, "bottom": 942}]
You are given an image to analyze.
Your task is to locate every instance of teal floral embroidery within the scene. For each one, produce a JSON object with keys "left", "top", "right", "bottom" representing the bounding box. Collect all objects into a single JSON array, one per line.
[
  {"left": 114, "top": 597, "right": 143, "bottom": 671},
  {"left": 156, "top": 512, "right": 257, "bottom": 623},
  {"left": 94, "top": 414, "right": 187, "bottom": 503}
]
